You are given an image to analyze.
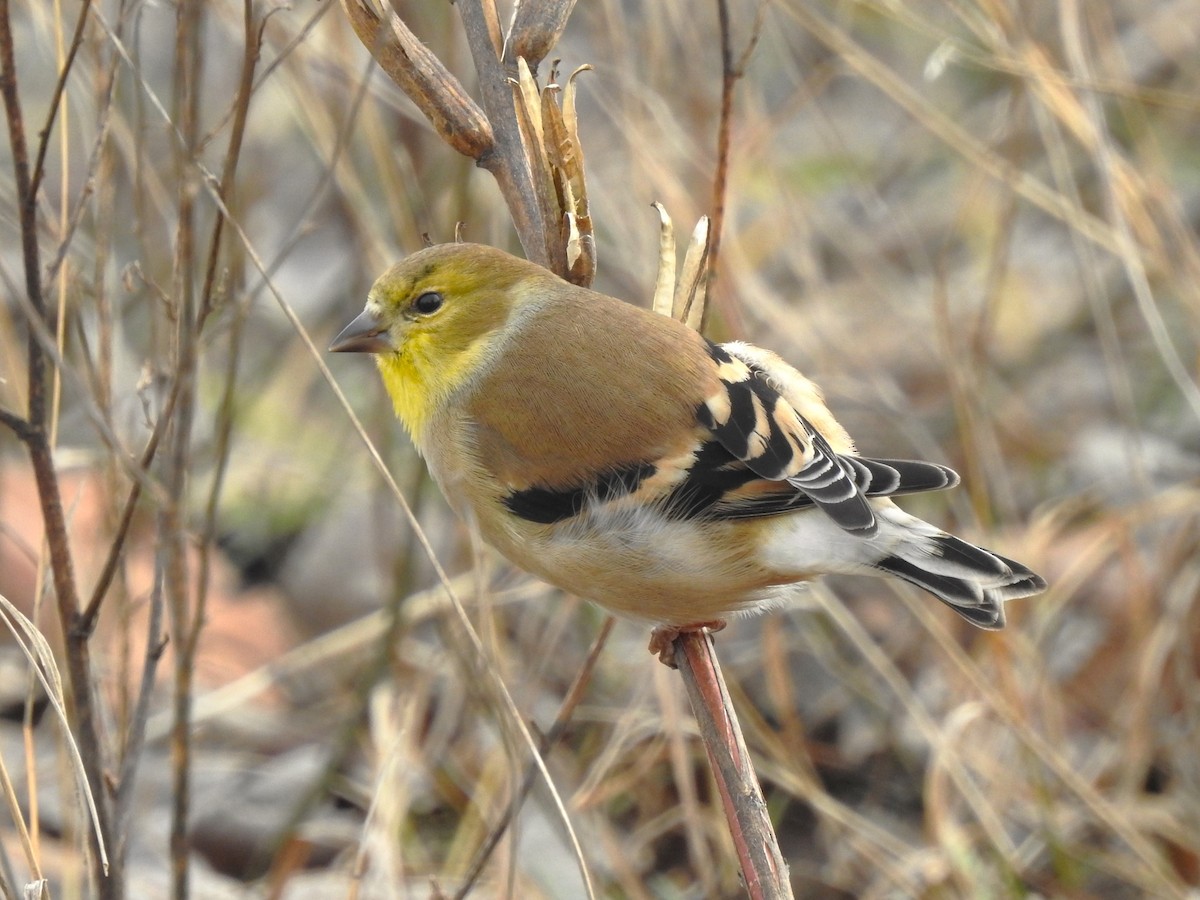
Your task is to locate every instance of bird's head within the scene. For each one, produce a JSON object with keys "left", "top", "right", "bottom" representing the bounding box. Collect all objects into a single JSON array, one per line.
[{"left": 330, "top": 242, "right": 541, "bottom": 436}]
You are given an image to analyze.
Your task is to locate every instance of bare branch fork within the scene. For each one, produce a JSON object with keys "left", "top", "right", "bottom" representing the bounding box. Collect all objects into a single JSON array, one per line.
[
  {"left": 339, "top": 1, "right": 790, "bottom": 895},
  {"left": 340, "top": 0, "right": 591, "bottom": 277}
]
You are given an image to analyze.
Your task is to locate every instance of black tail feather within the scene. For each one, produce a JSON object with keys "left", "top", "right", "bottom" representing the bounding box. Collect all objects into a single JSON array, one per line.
[
  {"left": 875, "top": 534, "right": 1046, "bottom": 629},
  {"left": 845, "top": 457, "right": 960, "bottom": 497}
]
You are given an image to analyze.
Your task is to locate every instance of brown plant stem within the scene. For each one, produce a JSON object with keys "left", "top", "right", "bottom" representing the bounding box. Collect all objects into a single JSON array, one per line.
[
  {"left": 673, "top": 630, "right": 792, "bottom": 899},
  {"left": 707, "top": 0, "right": 735, "bottom": 316},
  {"left": 456, "top": 0, "right": 556, "bottom": 270},
  {"left": 0, "top": 1, "right": 117, "bottom": 895},
  {"left": 165, "top": 1, "right": 205, "bottom": 896}
]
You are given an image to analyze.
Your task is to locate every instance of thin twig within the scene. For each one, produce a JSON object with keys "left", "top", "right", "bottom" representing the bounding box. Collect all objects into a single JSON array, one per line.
[
  {"left": 195, "top": 0, "right": 258, "bottom": 330},
  {"left": 114, "top": 559, "right": 169, "bottom": 855},
  {"left": 164, "top": 1, "right": 204, "bottom": 895},
  {"left": 708, "top": 0, "right": 733, "bottom": 290},
  {"left": 705, "top": 0, "right": 764, "bottom": 334},
  {"left": 79, "top": 382, "right": 179, "bottom": 633},
  {"left": 0, "top": 407, "right": 30, "bottom": 436},
  {"left": 29, "top": 0, "right": 94, "bottom": 199}
]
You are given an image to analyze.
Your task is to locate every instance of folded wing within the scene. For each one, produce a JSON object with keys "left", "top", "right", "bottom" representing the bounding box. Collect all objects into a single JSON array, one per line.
[{"left": 681, "top": 342, "right": 958, "bottom": 530}]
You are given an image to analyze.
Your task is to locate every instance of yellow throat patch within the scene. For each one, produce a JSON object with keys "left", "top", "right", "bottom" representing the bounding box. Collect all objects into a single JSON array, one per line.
[{"left": 375, "top": 330, "right": 492, "bottom": 442}]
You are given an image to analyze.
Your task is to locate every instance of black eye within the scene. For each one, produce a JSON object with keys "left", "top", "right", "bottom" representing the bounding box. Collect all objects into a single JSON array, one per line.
[{"left": 413, "top": 291, "right": 443, "bottom": 315}]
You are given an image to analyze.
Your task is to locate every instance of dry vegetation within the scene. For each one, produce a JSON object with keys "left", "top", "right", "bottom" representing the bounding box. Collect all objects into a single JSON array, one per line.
[{"left": 1, "top": 1, "right": 1199, "bottom": 897}]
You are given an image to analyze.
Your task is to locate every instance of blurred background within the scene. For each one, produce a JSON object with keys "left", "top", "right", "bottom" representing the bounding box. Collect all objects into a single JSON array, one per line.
[{"left": 1, "top": 0, "right": 1198, "bottom": 896}]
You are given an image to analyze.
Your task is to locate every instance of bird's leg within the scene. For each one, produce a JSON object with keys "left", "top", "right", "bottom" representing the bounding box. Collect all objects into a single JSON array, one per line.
[{"left": 648, "top": 620, "right": 728, "bottom": 668}]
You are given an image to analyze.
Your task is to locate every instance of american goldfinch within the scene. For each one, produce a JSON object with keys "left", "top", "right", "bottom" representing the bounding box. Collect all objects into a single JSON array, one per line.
[{"left": 331, "top": 243, "right": 1045, "bottom": 658}]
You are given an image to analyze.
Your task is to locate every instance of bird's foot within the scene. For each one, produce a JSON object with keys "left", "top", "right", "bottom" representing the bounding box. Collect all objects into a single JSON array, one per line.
[{"left": 648, "top": 620, "right": 727, "bottom": 668}]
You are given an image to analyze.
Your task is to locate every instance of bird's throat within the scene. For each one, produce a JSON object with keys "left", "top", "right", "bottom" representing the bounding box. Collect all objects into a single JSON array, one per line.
[
  {"left": 376, "top": 336, "right": 490, "bottom": 445},
  {"left": 376, "top": 352, "right": 431, "bottom": 441}
]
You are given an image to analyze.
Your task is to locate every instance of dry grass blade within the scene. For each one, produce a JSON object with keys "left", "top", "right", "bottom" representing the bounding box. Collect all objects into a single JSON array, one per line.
[
  {"left": 674, "top": 216, "right": 711, "bottom": 331},
  {"left": 898, "top": 590, "right": 1188, "bottom": 894},
  {"left": 805, "top": 586, "right": 1025, "bottom": 893},
  {"left": 731, "top": 696, "right": 924, "bottom": 893},
  {"left": 452, "top": 616, "right": 616, "bottom": 899},
  {"left": 349, "top": 679, "right": 429, "bottom": 896},
  {"left": 781, "top": 2, "right": 1124, "bottom": 259},
  {"left": 1055, "top": 0, "right": 1200, "bottom": 423},
  {"left": 0, "top": 593, "right": 107, "bottom": 872},
  {"left": 146, "top": 574, "right": 482, "bottom": 739},
  {"left": 0, "top": 750, "right": 41, "bottom": 888}
]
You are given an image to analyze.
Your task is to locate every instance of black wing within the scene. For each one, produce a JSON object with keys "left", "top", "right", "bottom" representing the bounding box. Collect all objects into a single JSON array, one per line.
[
  {"left": 662, "top": 449, "right": 959, "bottom": 521},
  {"left": 694, "top": 342, "right": 878, "bottom": 533},
  {"left": 684, "top": 342, "right": 958, "bottom": 530}
]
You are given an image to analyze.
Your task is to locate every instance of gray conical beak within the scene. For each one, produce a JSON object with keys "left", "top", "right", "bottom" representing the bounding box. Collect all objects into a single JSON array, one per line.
[{"left": 329, "top": 308, "right": 394, "bottom": 354}]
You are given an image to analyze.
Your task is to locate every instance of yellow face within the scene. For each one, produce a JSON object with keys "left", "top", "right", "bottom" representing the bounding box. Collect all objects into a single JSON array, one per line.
[{"left": 332, "top": 243, "right": 534, "bottom": 439}]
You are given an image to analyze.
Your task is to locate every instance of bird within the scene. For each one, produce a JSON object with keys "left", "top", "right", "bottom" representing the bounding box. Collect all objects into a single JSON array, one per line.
[{"left": 330, "top": 242, "right": 1045, "bottom": 663}]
